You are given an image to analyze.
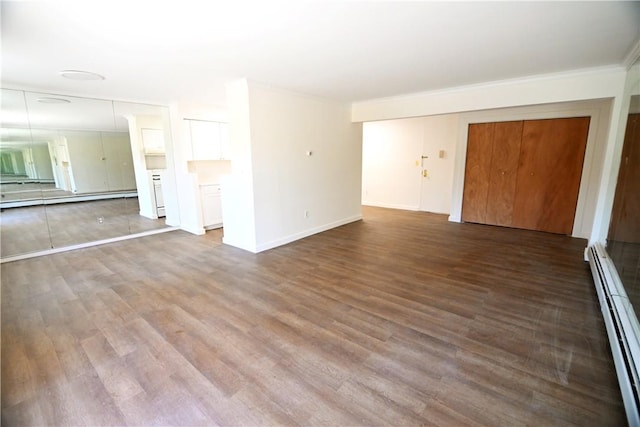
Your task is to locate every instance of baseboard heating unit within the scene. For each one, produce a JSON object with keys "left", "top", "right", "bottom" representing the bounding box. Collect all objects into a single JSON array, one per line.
[{"left": 587, "top": 243, "right": 640, "bottom": 426}]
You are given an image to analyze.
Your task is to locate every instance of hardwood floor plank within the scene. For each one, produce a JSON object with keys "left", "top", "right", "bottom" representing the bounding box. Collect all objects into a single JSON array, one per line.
[
  {"left": 1, "top": 206, "right": 626, "bottom": 425},
  {"left": 81, "top": 333, "right": 145, "bottom": 405},
  {"left": 336, "top": 378, "right": 427, "bottom": 425},
  {"left": 118, "top": 376, "right": 215, "bottom": 426}
]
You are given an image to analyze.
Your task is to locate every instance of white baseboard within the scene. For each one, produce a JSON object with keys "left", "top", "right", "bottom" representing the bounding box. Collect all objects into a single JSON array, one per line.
[
  {"left": 361, "top": 202, "right": 419, "bottom": 211},
  {"left": 222, "top": 235, "right": 257, "bottom": 253},
  {"left": 180, "top": 224, "right": 206, "bottom": 236},
  {"left": 1, "top": 191, "right": 138, "bottom": 209},
  {"left": 253, "top": 214, "right": 363, "bottom": 253},
  {"left": 587, "top": 243, "right": 640, "bottom": 426},
  {"left": 0, "top": 227, "right": 179, "bottom": 263}
]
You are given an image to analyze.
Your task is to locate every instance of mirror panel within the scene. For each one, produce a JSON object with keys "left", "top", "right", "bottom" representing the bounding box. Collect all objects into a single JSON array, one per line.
[
  {"left": 608, "top": 93, "right": 640, "bottom": 312},
  {"left": 1, "top": 88, "right": 52, "bottom": 256},
  {"left": 45, "top": 197, "right": 131, "bottom": 247},
  {"left": 24, "top": 91, "right": 116, "bottom": 131},
  {"left": 1, "top": 90, "right": 175, "bottom": 258},
  {"left": 23, "top": 93, "right": 132, "bottom": 249}
]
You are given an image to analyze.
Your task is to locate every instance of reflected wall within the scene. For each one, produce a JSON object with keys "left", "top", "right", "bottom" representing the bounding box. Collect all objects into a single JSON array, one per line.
[
  {"left": 0, "top": 89, "right": 178, "bottom": 259},
  {"left": 608, "top": 95, "right": 640, "bottom": 311}
]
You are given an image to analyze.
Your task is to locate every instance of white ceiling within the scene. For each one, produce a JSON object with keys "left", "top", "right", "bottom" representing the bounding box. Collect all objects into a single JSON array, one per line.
[{"left": 2, "top": 1, "right": 639, "bottom": 108}]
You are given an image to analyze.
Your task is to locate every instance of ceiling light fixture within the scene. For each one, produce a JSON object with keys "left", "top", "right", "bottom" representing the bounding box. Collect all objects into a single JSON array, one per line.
[
  {"left": 59, "top": 70, "right": 105, "bottom": 81},
  {"left": 37, "top": 97, "right": 71, "bottom": 104}
]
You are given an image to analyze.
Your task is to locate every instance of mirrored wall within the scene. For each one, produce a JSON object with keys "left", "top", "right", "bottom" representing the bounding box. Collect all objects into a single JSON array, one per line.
[
  {"left": 608, "top": 93, "right": 640, "bottom": 312},
  {"left": 0, "top": 88, "right": 176, "bottom": 259}
]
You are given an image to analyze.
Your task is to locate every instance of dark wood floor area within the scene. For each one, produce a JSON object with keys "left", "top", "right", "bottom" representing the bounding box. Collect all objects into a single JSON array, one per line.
[{"left": 1, "top": 207, "right": 625, "bottom": 425}]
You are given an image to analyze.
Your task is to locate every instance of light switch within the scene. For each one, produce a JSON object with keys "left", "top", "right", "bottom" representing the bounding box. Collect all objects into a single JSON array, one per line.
[{"left": 438, "top": 150, "right": 445, "bottom": 159}]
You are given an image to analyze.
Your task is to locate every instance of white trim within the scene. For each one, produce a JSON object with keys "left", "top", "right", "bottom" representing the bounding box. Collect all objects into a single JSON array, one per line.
[
  {"left": 352, "top": 67, "right": 626, "bottom": 123},
  {"left": 0, "top": 191, "right": 138, "bottom": 209},
  {"left": 355, "top": 66, "right": 624, "bottom": 108},
  {"left": 361, "top": 202, "right": 419, "bottom": 211},
  {"left": 225, "top": 215, "right": 363, "bottom": 253},
  {"left": 180, "top": 224, "right": 206, "bottom": 235},
  {"left": 0, "top": 227, "right": 178, "bottom": 263},
  {"left": 253, "top": 215, "right": 363, "bottom": 253},
  {"left": 623, "top": 39, "right": 640, "bottom": 70},
  {"left": 221, "top": 235, "right": 256, "bottom": 253}
]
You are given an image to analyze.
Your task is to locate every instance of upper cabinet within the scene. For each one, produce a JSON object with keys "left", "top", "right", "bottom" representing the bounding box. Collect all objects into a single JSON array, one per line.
[
  {"left": 141, "top": 128, "right": 165, "bottom": 155},
  {"left": 185, "top": 119, "right": 230, "bottom": 160}
]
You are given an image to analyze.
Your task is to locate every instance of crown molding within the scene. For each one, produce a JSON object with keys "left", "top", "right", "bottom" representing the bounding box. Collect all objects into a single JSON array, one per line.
[{"left": 623, "top": 39, "right": 640, "bottom": 69}]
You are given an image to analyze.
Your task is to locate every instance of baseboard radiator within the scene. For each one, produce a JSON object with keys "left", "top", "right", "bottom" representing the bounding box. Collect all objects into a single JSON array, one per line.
[{"left": 587, "top": 243, "right": 640, "bottom": 426}]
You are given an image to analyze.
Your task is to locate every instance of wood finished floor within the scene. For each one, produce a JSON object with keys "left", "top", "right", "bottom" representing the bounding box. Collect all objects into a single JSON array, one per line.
[
  {"left": 0, "top": 197, "right": 168, "bottom": 257},
  {"left": 1, "top": 207, "right": 625, "bottom": 426}
]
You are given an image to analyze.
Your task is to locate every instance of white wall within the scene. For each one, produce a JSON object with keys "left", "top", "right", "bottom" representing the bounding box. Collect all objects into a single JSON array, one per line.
[
  {"left": 421, "top": 115, "right": 459, "bottom": 213},
  {"left": 221, "top": 79, "right": 257, "bottom": 251},
  {"left": 223, "top": 79, "right": 363, "bottom": 253},
  {"left": 362, "top": 114, "right": 458, "bottom": 214},
  {"left": 362, "top": 118, "right": 422, "bottom": 211}
]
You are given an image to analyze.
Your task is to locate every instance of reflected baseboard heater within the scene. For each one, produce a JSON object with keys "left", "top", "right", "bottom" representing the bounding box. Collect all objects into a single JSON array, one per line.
[{"left": 587, "top": 243, "right": 640, "bottom": 426}]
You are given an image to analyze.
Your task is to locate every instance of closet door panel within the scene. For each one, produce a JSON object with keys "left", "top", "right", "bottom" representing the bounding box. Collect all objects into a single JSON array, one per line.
[
  {"left": 462, "top": 123, "right": 494, "bottom": 224},
  {"left": 512, "top": 117, "right": 590, "bottom": 234},
  {"left": 485, "top": 121, "right": 523, "bottom": 226}
]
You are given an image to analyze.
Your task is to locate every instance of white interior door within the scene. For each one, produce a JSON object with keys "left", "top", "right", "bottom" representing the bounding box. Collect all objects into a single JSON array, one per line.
[{"left": 419, "top": 115, "right": 459, "bottom": 214}]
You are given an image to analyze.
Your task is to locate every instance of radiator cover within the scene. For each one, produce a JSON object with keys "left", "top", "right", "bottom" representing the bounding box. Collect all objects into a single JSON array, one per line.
[{"left": 588, "top": 242, "right": 640, "bottom": 426}]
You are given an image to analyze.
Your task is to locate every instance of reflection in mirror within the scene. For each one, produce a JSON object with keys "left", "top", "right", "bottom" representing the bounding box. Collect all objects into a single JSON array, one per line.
[
  {"left": 0, "top": 89, "right": 52, "bottom": 255},
  {"left": 114, "top": 101, "right": 171, "bottom": 234},
  {"left": 608, "top": 93, "right": 640, "bottom": 312},
  {"left": 0, "top": 89, "right": 173, "bottom": 258}
]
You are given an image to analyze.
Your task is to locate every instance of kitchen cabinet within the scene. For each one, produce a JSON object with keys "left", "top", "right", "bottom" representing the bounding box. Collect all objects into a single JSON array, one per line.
[
  {"left": 141, "top": 128, "right": 165, "bottom": 154},
  {"left": 186, "top": 119, "right": 230, "bottom": 161},
  {"left": 462, "top": 116, "right": 590, "bottom": 234},
  {"left": 200, "top": 184, "right": 223, "bottom": 229}
]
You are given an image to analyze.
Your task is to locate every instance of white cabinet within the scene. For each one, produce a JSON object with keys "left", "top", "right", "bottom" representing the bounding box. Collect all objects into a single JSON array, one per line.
[
  {"left": 141, "top": 128, "right": 165, "bottom": 154},
  {"left": 200, "top": 184, "right": 223, "bottom": 229},
  {"left": 186, "top": 119, "right": 230, "bottom": 160},
  {"left": 219, "top": 123, "right": 231, "bottom": 160}
]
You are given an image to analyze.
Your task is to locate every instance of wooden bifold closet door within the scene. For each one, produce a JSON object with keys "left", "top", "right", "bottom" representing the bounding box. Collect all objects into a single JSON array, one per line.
[{"left": 462, "top": 116, "right": 590, "bottom": 235}]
